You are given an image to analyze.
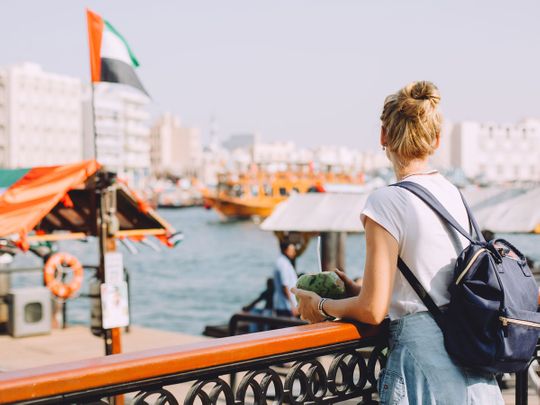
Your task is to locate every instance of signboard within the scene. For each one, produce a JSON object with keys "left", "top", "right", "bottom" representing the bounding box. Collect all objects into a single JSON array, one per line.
[
  {"left": 101, "top": 282, "right": 129, "bottom": 329},
  {"left": 104, "top": 252, "right": 124, "bottom": 285}
]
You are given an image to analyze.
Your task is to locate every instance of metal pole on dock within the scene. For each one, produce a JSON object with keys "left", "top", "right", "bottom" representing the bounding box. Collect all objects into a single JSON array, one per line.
[{"left": 98, "top": 180, "right": 122, "bottom": 356}]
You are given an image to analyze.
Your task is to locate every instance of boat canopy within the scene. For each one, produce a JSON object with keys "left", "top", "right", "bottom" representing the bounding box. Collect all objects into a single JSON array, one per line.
[
  {"left": 473, "top": 187, "right": 540, "bottom": 234},
  {"left": 261, "top": 186, "right": 540, "bottom": 234},
  {"left": 0, "top": 160, "right": 176, "bottom": 249},
  {"left": 260, "top": 193, "right": 369, "bottom": 233}
]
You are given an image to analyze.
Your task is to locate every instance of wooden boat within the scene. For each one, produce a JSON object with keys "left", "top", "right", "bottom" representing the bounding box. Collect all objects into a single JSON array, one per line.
[{"left": 203, "top": 169, "right": 362, "bottom": 220}]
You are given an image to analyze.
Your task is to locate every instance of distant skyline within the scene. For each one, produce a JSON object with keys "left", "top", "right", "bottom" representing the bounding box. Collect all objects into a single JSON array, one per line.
[{"left": 2, "top": 1, "right": 540, "bottom": 150}]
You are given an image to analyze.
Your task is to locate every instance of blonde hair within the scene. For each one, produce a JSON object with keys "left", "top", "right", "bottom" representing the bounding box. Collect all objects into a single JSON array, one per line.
[{"left": 380, "top": 81, "right": 442, "bottom": 165}]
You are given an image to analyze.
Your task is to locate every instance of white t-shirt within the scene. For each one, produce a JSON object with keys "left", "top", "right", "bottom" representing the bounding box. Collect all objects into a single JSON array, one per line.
[
  {"left": 273, "top": 254, "right": 298, "bottom": 311},
  {"left": 360, "top": 173, "right": 470, "bottom": 320}
]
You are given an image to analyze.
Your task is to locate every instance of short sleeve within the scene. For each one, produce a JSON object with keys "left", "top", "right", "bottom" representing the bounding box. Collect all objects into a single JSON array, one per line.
[{"left": 360, "top": 187, "right": 407, "bottom": 243}]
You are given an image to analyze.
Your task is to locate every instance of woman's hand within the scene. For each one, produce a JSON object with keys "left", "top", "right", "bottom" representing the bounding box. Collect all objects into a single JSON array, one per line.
[
  {"left": 290, "top": 287, "right": 325, "bottom": 323},
  {"left": 334, "top": 269, "right": 361, "bottom": 297}
]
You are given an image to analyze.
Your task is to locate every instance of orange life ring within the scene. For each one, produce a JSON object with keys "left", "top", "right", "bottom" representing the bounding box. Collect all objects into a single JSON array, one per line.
[{"left": 43, "top": 252, "right": 84, "bottom": 299}]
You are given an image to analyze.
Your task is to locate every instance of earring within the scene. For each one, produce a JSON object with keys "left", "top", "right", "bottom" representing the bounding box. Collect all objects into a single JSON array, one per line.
[{"left": 382, "top": 145, "right": 386, "bottom": 151}]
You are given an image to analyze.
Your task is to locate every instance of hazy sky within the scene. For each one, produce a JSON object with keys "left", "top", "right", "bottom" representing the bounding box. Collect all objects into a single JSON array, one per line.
[{"left": 1, "top": 1, "right": 540, "bottom": 150}]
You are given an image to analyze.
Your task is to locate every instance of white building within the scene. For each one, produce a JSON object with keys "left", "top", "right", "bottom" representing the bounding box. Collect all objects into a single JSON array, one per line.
[
  {"left": 253, "top": 141, "right": 297, "bottom": 164},
  {"left": 150, "top": 113, "right": 202, "bottom": 177},
  {"left": 431, "top": 120, "right": 453, "bottom": 169},
  {"left": 450, "top": 119, "right": 540, "bottom": 183},
  {"left": 0, "top": 63, "right": 82, "bottom": 168},
  {"left": 83, "top": 84, "right": 151, "bottom": 183}
]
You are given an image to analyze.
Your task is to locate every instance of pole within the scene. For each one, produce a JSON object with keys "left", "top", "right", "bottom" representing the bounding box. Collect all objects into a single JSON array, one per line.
[
  {"left": 98, "top": 183, "right": 122, "bottom": 356},
  {"left": 90, "top": 83, "right": 98, "bottom": 161},
  {"left": 98, "top": 181, "right": 124, "bottom": 405},
  {"left": 320, "top": 232, "right": 347, "bottom": 272}
]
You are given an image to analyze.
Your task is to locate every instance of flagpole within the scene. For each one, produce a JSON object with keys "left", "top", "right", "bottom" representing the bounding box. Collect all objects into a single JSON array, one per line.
[
  {"left": 87, "top": 10, "right": 124, "bottom": 368},
  {"left": 91, "top": 83, "right": 98, "bottom": 161}
]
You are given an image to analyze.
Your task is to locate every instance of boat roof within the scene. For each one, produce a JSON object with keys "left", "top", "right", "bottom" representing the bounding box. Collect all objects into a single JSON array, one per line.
[
  {"left": 0, "top": 160, "right": 175, "bottom": 248},
  {"left": 261, "top": 186, "right": 540, "bottom": 234},
  {"left": 260, "top": 193, "right": 368, "bottom": 233}
]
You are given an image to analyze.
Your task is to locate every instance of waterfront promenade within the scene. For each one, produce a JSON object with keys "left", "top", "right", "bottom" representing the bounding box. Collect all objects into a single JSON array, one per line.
[{"left": 0, "top": 326, "right": 208, "bottom": 372}]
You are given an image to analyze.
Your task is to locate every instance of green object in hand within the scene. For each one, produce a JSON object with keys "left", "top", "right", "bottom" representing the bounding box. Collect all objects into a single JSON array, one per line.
[{"left": 296, "top": 271, "right": 346, "bottom": 299}]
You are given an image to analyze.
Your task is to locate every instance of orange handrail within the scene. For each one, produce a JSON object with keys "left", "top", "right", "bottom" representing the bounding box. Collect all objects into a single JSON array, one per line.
[{"left": 0, "top": 322, "right": 383, "bottom": 403}]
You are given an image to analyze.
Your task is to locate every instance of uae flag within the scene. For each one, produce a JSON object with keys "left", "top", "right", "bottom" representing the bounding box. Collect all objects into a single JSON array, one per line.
[{"left": 86, "top": 9, "right": 149, "bottom": 96}]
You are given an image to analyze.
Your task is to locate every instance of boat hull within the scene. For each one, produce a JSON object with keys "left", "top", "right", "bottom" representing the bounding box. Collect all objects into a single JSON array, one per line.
[{"left": 203, "top": 195, "right": 280, "bottom": 219}]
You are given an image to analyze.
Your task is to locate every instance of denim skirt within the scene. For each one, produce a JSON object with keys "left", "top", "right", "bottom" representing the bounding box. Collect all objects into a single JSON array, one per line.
[{"left": 378, "top": 311, "right": 504, "bottom": 405}]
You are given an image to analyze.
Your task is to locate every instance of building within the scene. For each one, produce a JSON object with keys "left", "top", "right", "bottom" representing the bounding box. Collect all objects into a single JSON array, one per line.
[
  {"left": 0, "top": 63, "right": 82, "bottom": 168},
  {"left": 430, "top": 120, "right": 453, "bottom": 169},
  {"left": 150, "top": 113, "right": 202, "bottom": 177},
  {"left": 450, "top": 119, "right": 540, "bottom": 183},
  {"left": 253, "top": 141, "right": 297, "bottom": 164},
  {"left": 222, "top": 133, "right": 260, "bottom": 153},
  {"left": 83, "top": 83, "right": 151, "bottom": 183}
]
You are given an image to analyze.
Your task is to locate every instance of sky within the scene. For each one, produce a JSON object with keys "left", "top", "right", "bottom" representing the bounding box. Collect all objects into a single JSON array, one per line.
[{"left": 1, "top": 1, "right": 540, "bottom": 150}]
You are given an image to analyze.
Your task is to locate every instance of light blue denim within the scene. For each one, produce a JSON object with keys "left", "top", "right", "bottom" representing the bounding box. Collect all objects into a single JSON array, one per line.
[{"left": 378, "top": 311, "right": 504, "bottom": 405}]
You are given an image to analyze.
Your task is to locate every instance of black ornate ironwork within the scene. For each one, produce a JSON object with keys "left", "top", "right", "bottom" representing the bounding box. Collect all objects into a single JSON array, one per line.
[
  {"left": 133, "top": 388, "right": 179, "bottom": 405},
  {"left": 515, "top": 341, "right": 540, "bottom": 405},
  {"left": 13, "top": 333, "right": 538, "bottom": 405}
]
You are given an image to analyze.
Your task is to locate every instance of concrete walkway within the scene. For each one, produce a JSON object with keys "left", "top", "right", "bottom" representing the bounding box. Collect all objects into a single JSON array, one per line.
[{"left": 0, "top": 325, "right": 207, "bottom": 371}]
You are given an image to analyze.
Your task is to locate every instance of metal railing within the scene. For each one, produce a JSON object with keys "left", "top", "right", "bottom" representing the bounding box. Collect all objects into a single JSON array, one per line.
[
  {"left": 0, "top": 321, "right": 387, "bottom": 404},
  {"left": 0, "top": 321, "right": 537, "bottom": 404}
]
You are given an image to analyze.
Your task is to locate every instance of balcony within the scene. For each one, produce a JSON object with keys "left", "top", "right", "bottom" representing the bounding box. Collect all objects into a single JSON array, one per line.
[
  {"left": 0, "top": 321, "right": 537, "bottom": 404},
  {"left": 0, "top": 322, "right": 388, "bottom": 404}
]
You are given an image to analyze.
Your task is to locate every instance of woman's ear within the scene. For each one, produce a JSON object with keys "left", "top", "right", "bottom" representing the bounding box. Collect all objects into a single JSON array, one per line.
[
  {"left": 380, "top": 127, "right": 388, "bottom": 147},
  {"left": 434, "top": 132, "right": 441, "bottom": 149}
]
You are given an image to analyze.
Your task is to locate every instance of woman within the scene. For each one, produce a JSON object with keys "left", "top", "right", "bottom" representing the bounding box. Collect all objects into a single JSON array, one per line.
[{"left": 292, "top": 81, "right": 503, "bottom": 404}]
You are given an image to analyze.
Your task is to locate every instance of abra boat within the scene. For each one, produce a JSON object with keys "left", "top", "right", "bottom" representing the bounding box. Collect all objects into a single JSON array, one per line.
[{"left": 203, "top": 170, "right": 363, "bottom": 220}]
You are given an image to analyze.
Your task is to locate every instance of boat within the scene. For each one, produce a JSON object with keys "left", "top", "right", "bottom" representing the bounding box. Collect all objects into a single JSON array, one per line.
[{"left": 202, "top": 169, "right": 364, "bottom": 220}]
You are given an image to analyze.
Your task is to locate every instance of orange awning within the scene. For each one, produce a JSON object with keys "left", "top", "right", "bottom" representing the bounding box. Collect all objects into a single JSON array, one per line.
[
  {"left": 0, "top": 160, "right": 100, "bottom": 240},
  {"left": 0, "top": 160, "right": 176, "bottom": 249}
]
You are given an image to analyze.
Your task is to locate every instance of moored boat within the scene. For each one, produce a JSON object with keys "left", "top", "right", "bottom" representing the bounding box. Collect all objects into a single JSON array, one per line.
[{"left": 203, "top": 169, "right": 363, "bottom": 220}]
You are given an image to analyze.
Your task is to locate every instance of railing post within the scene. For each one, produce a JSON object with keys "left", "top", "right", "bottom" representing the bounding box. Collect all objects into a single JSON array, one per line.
[{"left": 515, "top": 369, "right": 528, "bottom": 405}]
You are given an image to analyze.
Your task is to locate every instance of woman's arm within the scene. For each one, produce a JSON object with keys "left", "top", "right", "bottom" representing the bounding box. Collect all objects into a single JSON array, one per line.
[{"left": 293, "top": 217, "right": 399, "bottom": 325}]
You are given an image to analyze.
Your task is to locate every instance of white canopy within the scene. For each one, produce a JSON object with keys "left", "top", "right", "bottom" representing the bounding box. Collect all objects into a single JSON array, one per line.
[
  {"left": 260, "top": 193, "right": 368, "bottom": 233},
  {"left": 473, "top": 187, "right": 540, "bottom": 233},
  {"left": 261, "top": 186, "right": 540, "bottom": 234}
]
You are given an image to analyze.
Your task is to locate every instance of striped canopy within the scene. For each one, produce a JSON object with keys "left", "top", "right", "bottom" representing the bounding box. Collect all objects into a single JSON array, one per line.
[
  {"left": 0, "top": 160, "right": 175, "bottom": 249},
  {"left": 0, "top": 161, "right": 100, "bottom": 240}
]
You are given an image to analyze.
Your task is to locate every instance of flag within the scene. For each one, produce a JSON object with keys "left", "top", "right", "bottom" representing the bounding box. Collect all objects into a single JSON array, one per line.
[{"left": 86, "top": 9, "right": 149, "bottom": 96}]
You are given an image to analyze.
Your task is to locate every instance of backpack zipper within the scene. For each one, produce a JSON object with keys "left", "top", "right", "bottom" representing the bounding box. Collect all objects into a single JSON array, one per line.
[
  {"left": 499, "top": 316, "right": 540, "bottom": 329},
  {"left": 455, "top": 248, "right": 487, "bottom": 285}
]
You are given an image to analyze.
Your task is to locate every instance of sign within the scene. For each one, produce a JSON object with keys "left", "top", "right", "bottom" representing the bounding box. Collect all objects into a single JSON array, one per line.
[
  {"left": 101, "top": 282, "right": 129, "bottom": 329},
  {"left": 104, "top": 252, "right": 124, "bottom": 285}
]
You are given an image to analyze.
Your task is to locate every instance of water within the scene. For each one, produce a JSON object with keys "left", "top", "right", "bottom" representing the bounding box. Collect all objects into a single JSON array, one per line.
[{"left": 10, "top": 207, "right": 540, "bottom": 336}]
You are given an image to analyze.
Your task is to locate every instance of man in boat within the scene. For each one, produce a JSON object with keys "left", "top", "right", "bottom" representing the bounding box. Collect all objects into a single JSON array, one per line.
[
  {"left": 273, "top": 242, "right": 299, "bottom": 317},
  {"left": 242, "top": 278, "right": 275, "bottom": 332}
]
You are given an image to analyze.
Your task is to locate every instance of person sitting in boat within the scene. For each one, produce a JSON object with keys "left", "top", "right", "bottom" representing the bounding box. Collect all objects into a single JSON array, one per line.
[
  {"left": 242, "top": 278, "right": 274, "bottom": 332},
  {"left": 273, "top": 242, "right": 299, "bottom": 318}
]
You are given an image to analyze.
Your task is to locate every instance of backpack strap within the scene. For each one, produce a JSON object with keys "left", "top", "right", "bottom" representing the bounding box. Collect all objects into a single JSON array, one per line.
[
  {"left": 389, "top": 180, "right": 485, "bottom": 328},
  {"left": 391, "top": 181, "right": 485, "bottom": 243},
  {"left": 397, "top": 257, "right": 444, "bottom": 328},
  {"left": 457, "top": 189, "right": 485, "bottom": 242}
]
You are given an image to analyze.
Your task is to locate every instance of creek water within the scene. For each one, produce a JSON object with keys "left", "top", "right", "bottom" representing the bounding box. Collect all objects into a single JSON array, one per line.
[{"left": 10, "top": 207, "right": 540, "bottom": 336}]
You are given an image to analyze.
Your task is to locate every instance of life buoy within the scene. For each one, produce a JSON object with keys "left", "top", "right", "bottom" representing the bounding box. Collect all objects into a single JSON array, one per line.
[{"left": 43, "top": 252, "right": 84, "bottom": 299}]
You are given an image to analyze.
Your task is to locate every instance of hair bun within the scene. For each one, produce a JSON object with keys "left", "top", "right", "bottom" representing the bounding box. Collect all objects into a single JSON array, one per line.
[
  {"left": 410, "top": 81, "right": 440, "bottom": 103},
  {"left": 379, "top": 80, "right": 442, "bottom": 163},
  {"left": 396, "top": 81, "right": 440, "bottom": 119}
]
